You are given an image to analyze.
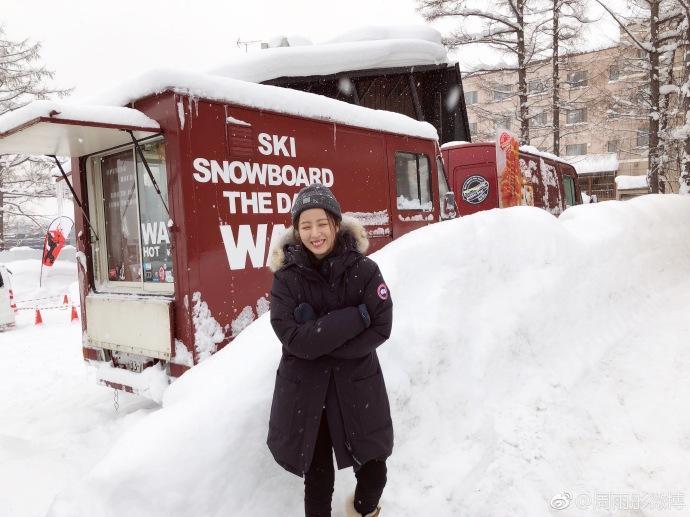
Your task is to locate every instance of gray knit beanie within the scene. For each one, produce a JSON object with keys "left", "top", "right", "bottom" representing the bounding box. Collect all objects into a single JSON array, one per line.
[{"left": 291, "top": 183, "right": 342, "bottom": 225}]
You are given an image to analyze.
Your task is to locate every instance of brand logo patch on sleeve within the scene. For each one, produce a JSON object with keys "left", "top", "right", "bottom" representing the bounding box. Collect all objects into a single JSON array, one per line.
[{"left": 376, "top": 283, "right": 389, "bottom": 300}]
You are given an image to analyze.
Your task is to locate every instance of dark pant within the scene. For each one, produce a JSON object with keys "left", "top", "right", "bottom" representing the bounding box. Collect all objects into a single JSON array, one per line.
[{"left": 304, "top": 411, "right": 387, "bottom": 517}]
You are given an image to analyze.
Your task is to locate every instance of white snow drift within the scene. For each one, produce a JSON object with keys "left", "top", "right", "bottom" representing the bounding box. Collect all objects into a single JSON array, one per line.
[{"left": 41, "top": 195, "right": 690, "bottom": 517}]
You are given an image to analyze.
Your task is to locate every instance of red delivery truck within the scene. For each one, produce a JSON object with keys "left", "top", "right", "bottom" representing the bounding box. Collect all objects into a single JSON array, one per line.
[
  {"left": 0, "top": 70, "right": 457, "bottom": 395},
  {"left": 441, "top": 141, "right": 582, "bottom": 217}
]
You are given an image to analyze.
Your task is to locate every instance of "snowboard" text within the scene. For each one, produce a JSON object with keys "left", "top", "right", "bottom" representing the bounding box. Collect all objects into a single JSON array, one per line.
[{"left": 191, "top": 132, "right": 336, "bottom": 270}]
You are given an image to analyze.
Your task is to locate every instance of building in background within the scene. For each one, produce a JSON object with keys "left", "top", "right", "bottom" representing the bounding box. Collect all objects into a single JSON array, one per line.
[{"left": 461, "top": 26, "right": 675, "bottom": 201}]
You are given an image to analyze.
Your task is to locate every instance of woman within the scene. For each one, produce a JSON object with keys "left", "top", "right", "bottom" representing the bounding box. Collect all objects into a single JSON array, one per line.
[{"left": 268, "top": 183, "right": 394, "bottom": 517}]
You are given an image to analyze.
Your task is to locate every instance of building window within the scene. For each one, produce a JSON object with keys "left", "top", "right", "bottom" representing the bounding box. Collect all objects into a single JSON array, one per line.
[
  {"left": 395, "top": 152, "right": 432, "bottom": 211},
  {"left": 566, "top": 108, "right": 587, "bottom": 125},
  {"left": 529, "top": 111, "right": 548, "bottom": 127},
  {"left": 494, "top": 115, "right": 512, "bottom": 131},
  {"left": 528, "top": 79, "right": 547, "bottom": 95},
  {"left": 469, "top": 122, "right": 477, "bottom": 135},
  {"left": 607, "top": 140, "right": 619, "bottom": 153},
  {"left": 636, "top": 48, "right": 647, "bottom": 59},
  {"left": 636, "top": 129, "right": 649, "bottom": 148},
  {"left": 565, "top": 143, "right": 587, "bottom": 156},
  {"left": 567, "top": 70, "right": 588, "bottom": 88},
  {"left": 492, "top": 83, "right": 512, "bottom": 101},
  {"left": 607, "top": 103, "right": 621, "bottom": 119},
  {"left": 609, "top": 66, "right": 620, "bottom": 81},
  {"left": 465, "top": 91, "right": 478, "bottom": 105}
]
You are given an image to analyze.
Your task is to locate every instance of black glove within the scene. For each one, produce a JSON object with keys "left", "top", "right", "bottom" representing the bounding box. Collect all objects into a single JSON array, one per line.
[
  {"left": 294, "top": 302, "right": 317, "bottom": 324},
  {"left": 357, "top": 303, "right": 371, "bottom": 329}
]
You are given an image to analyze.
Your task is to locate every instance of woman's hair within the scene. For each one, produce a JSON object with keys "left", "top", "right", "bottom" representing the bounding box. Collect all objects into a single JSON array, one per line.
[{"left": 293, "top": 211, "right": 340, "bottom": 244}]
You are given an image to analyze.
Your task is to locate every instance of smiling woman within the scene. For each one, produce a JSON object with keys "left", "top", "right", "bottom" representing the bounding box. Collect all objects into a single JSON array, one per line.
[
  {"left": 298, "top": 208, "right": 339, "bottom": 259},
  {"left": 268, "top": 183, "right": 393, "bottom": 517}
]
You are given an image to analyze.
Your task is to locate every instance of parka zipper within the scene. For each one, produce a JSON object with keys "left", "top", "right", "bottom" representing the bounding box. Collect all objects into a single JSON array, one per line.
[
  {"left": 345, "top": 440, "right": 362, "bottom": 467},
  {"left": 333, "top": 373, "right": 363, "bottom": 467}
]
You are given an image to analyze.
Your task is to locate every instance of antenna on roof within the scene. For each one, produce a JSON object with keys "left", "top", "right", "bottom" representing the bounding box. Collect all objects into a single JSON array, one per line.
[{"left": 236, "top": 38, "right": 268, "bottom": 53}]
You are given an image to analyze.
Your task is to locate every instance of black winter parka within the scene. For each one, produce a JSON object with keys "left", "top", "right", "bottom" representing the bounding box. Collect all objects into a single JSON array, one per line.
[{"left": 267, "top": 217, "right": 394, "bottom": 477}]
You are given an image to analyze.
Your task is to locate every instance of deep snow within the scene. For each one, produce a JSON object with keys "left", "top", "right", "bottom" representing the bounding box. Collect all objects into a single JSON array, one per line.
[
  {"left": 1, "top": 196, "right": 689, "bottom": 516},
  {"left": 0, "top": 253, "right": 158, "bottom": 517}
]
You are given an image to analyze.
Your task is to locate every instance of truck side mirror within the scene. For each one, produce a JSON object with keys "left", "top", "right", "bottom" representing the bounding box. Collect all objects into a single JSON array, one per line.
[{"left": 441, "top": 191, "right": 458, "bottom": 220}]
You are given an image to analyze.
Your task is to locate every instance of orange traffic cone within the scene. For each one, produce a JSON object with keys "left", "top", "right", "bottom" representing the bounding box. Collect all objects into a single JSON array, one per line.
[
  {"left": 62, "top": 294, "right": 69, "bottom": 305},
  {"left": 35, "top": 309, "right": 43, "bottom": 325},
  {"left": 70, "top": 305, "right": 79, "bottom": 322},
  {"left": 9, "top": 289, "right": 17, "bottom": 313}
]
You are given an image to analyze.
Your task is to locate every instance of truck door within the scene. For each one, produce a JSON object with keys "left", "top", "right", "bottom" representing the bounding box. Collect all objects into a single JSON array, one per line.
[
  {"left": 386, "top": 136, "right": 438, "bottom": 238},
  {"left": 453, "top": 164, "right": 497, "bottom": 216}
]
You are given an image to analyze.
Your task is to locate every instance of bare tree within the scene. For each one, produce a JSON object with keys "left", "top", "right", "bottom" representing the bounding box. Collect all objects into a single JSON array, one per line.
[
  {"left": 417, "top": 0, "right": 547, "bottom": 144},
  {"left": 594, "top": 0, "right": 683, "bottom": 193},
  {"left": 0, "top": 26, "right": 70, "bottom": 248},
  {"left": 667, "top": 0, "right": 690, "bottom": 194},
  {"left": 546, "top": 0, "right": 591, "bottom": 155}
]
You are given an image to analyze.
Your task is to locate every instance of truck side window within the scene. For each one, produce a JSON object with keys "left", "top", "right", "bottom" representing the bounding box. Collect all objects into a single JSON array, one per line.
[
  {"left": 395, "top": 152, "right": 432, "bottom": 211},
  {"left": 101, "top": 150, "right": 142, "bottom": 282},
  {"left": 95, "top": 139, "right": 174, "bottom": 290},
  {"left": 136, "top": 141, "right": 174, "bottom": 284},
  {"left": 563, "top": 175, "right": 576, "bottom": 207}
]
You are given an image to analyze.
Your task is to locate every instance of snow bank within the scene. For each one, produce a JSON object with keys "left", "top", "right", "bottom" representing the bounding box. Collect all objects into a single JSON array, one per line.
[
  {"left": 0, "top": 100, "right": 160, "bottom": 135},
  {"left": 48, "top": 195, "right": 690, "bottom": 517},
  {"left": 88, "top": 69, "right": 438, "bottom": 140},
  {"left": 0, "top": 256, "right": 158, "bottom": 517},
  {"left": 565, "top": 153, "right": 619, "bottom": 175},
  {"left": 615, "top": 174, "right": 648, "bottom": 190},
  {"left": 0, "top": 245, "right": 76, "bottom": 263}
]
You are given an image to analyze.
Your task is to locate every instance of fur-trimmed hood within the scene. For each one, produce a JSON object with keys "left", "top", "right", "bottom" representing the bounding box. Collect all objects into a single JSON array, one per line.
[{"left": 269, "top": 215, "right": 369, "bottom": 273}]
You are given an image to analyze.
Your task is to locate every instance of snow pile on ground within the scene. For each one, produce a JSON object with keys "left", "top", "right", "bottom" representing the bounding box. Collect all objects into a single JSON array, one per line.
[
  {"left": 0, "top": 255, "right": 158, "bottom": 517},
  {"left": 44, "top": 195, "right": 690, "bottom": 517},
  {"left": 2, "top": 249, "right": 78, "bottom": 305}
]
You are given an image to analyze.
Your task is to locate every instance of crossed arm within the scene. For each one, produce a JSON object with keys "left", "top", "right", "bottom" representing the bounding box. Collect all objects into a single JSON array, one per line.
[{"left": 269, "top": 264, "right": 393, "bottom": 360}]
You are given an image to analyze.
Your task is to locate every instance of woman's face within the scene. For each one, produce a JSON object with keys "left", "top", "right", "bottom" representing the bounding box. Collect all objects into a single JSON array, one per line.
[{"left": 298, "top": 208, "right": 338, "bottom": 259}]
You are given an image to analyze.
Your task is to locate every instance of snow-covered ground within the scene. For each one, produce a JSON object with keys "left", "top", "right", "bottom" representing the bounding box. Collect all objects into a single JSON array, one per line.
[
  {"left": 0, "top": 252, "right": 158, "bottom": 517},
  {"left": 2, "top": 195, "right": 690, "bottom": 517}
]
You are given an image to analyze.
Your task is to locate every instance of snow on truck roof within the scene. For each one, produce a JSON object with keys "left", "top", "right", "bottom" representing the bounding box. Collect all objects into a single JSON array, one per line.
[
  {"left": 0, "top": 101, "right": 160, "bottom": 135},
  {"left": 209, "top": 25, "right": 449, "bottom": 83},
  {"left": 89, "top": 68, "right": 439, "bottom": 140},
  {"left": 440, "top": 141, "right": 575, "bottom": 167},
  {"left": 0, "top": 66, "right": 439, "bottom": 157},
  {"left": 0, "top": 100, "right": 161, "bottom": 156}
]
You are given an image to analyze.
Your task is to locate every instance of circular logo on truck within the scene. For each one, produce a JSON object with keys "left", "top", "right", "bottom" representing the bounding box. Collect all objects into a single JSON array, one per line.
[{"left": 462, "top": 175, "right": 490, "bottom": 204}]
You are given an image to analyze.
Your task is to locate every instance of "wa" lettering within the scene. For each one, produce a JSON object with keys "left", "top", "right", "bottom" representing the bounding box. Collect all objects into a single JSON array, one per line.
[{"left": 219, "top": 224, "right": 287, "bottom": 270}]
